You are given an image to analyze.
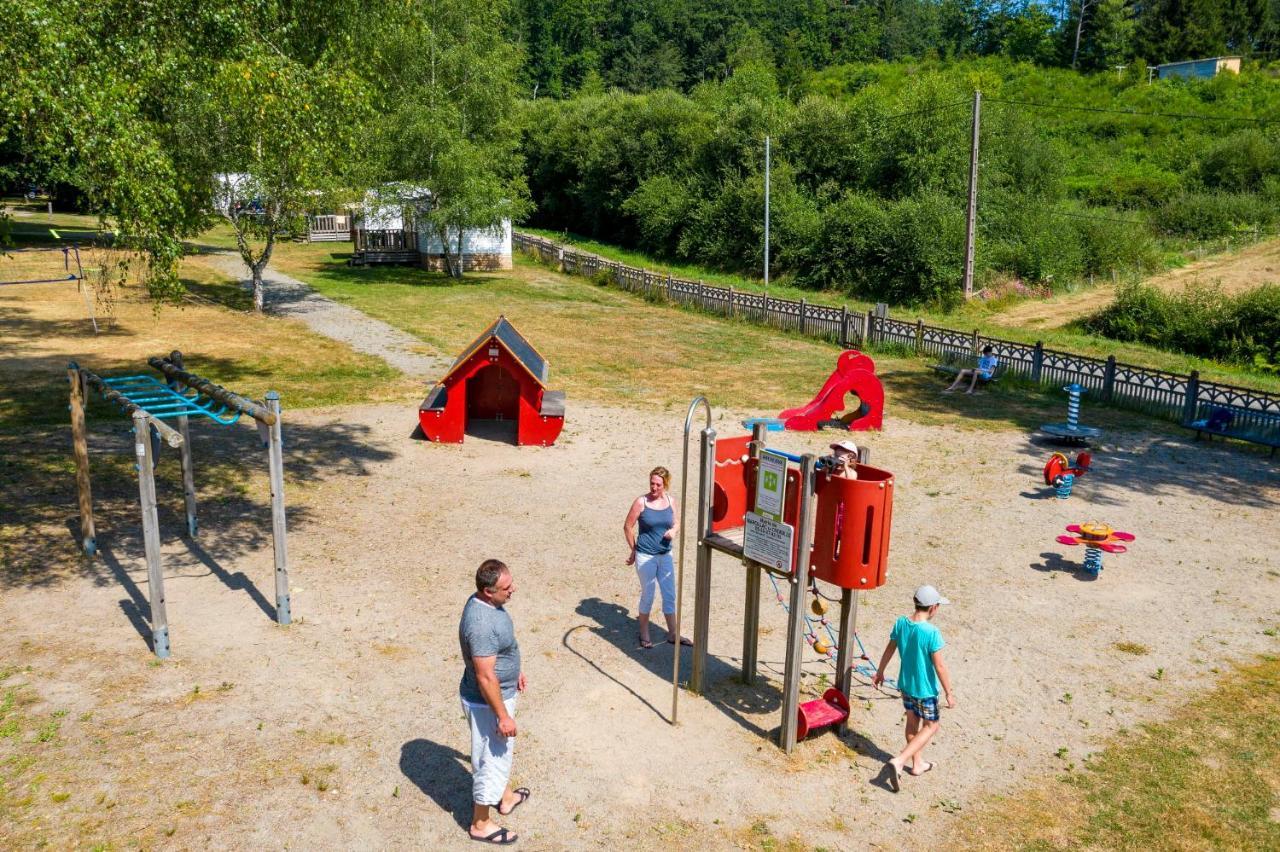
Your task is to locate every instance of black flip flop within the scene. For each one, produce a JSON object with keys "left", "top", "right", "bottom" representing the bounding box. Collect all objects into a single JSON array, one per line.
[
  {"left": 498, "top": 787, "right": 531, "bottom": 816},
  {"left": 638, "top": 637, "right": 654, "bottom": 649},
  {"left": 471, "top": 827, "right": 518, "bottom": 845},
  {"left": 666, "top": 637, "right": 693, "bottom": 647}
]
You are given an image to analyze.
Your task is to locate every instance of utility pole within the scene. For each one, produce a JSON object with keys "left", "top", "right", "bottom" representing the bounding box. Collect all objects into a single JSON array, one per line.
[
  {"left": 962, "top": 90, "right": 981, "bottom": 300},
  {"left": 764, "top": 135, "right": 771, "bottom": 298}
]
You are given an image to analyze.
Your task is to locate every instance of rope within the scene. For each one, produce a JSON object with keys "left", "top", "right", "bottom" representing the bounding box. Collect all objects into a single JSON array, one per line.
[{"left": 767, "top": 574, "right": 898, "bottom": 692}]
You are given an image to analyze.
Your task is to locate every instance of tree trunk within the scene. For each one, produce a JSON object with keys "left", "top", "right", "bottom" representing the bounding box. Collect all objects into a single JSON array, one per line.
[
  {"left": 1071, "top": 0, "right": 1091, "bottom": 69},
  {"left": 252, "top": 267, "right": 265, "bottom": 312},
  {"left": 454, "top": 228, "right": 465, "bottom": 278}
]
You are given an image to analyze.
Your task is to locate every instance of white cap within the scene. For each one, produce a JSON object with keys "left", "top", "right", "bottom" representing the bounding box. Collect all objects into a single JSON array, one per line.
[
  {"left": 914, "top": 585, "right": 950, "bottom": 607},
  {"left": 829, "top": 440, "right": 859, "bottom": 455}
]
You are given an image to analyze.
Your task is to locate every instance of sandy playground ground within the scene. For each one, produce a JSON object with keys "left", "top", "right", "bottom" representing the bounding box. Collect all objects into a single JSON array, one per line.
[{"left": 2, "top": 398, "right": 1278, "bottom": 850}]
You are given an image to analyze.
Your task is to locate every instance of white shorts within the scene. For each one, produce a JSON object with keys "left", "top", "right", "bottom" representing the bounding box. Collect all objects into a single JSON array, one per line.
[{"left": 461, "top": 695, "right": 518, "bottom": 806}]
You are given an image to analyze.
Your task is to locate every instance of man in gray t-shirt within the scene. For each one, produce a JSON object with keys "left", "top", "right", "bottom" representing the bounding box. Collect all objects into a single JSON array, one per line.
[{"left": 458, "top": 559, "right": 528, "bottom": 845}]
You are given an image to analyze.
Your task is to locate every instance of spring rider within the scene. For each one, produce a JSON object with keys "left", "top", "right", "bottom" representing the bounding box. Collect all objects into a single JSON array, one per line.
[
  {"left": 1040, "top": 383, "right": 1102, "bottom": 446},
  {"left": 1055, "top": 522, "right": 1135, "bottom": 576},
  {"left": 1043, "top": 451, "right": 1092, "bottom": 499}
]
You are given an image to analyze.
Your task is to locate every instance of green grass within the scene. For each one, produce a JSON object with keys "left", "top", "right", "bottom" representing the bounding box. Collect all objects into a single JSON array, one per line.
[
  {"left": 262, "top": 237, "right": 1161, "bottom": 443},
  {"left": 520, "top": 228, "right": 1280, "bottom": 393},
  {"left": 957, "top": 655, "right": 1280, "bottom": 851}
]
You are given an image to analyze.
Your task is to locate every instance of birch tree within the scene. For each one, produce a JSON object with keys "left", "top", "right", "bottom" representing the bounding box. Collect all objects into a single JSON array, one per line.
[{"left": 363, "top": 0, "right": 531, "bottom": 277}]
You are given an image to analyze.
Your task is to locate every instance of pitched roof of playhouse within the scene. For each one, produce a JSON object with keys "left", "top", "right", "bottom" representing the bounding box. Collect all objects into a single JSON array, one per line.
[{"left": 438, "top": 316, "right": 550, "bottom": 388}]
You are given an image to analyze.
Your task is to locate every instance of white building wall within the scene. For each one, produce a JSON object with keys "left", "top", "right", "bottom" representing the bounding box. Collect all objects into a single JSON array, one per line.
[{"left": 416, "top": 219, "right": 512, "bottom": 257}]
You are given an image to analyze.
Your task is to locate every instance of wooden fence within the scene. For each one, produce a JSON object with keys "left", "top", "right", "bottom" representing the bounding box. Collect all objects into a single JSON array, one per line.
[{"left": 514, "top": 231, "right": 1280, "bottom": 425}]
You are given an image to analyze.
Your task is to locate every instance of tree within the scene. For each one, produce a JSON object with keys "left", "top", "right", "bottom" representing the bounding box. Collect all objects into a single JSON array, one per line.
[
  {"left": 179, "top": 52, "right": 366, "bottom": 310},
  {"left": 364, "top": 0, "right": 532, "bottom": 278}
]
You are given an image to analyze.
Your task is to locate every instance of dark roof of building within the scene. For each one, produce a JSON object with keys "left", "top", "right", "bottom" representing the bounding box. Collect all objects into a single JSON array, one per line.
[{"left": 439, "top": 316, "right": 549, "bottom": 388}]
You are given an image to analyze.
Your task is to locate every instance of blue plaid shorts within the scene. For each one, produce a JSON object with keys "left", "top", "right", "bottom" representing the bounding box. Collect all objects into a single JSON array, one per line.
[{"left": 902, "top": 694, "right": 940, "bottom": 722}]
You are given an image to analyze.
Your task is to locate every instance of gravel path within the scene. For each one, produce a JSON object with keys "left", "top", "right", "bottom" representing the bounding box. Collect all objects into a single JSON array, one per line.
[{"left": 206, "top": 252, "right": 448, "bottom": 378}]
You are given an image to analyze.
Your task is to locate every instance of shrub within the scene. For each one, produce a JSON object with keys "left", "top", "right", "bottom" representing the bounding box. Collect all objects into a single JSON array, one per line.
[
  {"left": 1085, "top": 282, "right": 1280, "bottom": 370},
  {"left": 1153, "top": 192, "right": 1274, "bottom": 239}
]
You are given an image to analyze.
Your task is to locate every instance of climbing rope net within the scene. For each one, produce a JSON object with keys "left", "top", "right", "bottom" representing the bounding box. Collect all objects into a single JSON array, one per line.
[{"left": 767, "top": 573, "right": 898, "bottom": 692}]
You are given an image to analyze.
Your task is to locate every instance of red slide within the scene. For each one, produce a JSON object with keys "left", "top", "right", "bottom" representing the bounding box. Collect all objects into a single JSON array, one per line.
[{"left": 777, "top": 350, "right": 884, "bottom": 431}]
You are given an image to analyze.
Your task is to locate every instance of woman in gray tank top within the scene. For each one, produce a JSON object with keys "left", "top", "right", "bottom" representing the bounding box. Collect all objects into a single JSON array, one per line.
[{"left": 623, "top": 466, "right": 689, "bottom": 649}]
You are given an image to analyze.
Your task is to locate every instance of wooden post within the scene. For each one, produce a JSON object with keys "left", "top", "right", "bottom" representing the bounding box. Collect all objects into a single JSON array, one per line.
[
  {"left": 1102, "top": 355, "right": 1117, "bottom": 402},
  {"left": 800, "top": 298, "right": 808, "bottom": 335},
  {"left": 840, "top": 305, "right": 849, "bottom": 346},
  {"left": 915, "top": 319, "right": 925, "bottom": 354},
  {"left": 742, "top": 421, "right": 769, "bottom": 686},
  {"left": 972, "top": 328, "right": 980, "bottom": 355},
  {"left": 727, "top": 285, "right": 735, "bottom": 319},
  {"left": 265, "top": 392, "right": 291, "bottom": 625},
  {"left": 780, "top": 454, "right": 817, "bottom": 754},
  {"left": 134, "top": 411, "right": 170, "bottom": 658},
  {"left": 835, "top": 587, "right": 857, "bottom": 735},
  {"left": 862, "top": 310, "right": 872, "bottom": 347},
  {"left": 1031, "top": 341, "right": 1045, "bottom": 384},
  {"left": 1182, "top": 371, "right": 1200, "bottom": 423},
  {"left": 68, "top": 366, "right": 96, "bottom": 556},
  {"left": 689, "top": 426, "right": 716, "bottom": 695},
  {"left": 169, "top": 352, "right": 198, "bottom": 538}
]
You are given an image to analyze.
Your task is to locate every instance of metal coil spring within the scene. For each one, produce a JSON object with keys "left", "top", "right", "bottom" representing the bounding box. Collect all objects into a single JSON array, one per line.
[
  {"left": 1083, "top": 545, "right": 1103, "bottom": 574},
  {"left": 1055, "top": 473, "right": 1075, "bottom": 499}
]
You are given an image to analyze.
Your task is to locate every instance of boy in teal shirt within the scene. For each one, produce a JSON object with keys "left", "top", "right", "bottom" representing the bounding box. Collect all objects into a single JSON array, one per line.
[{"left": 873, "top": 585, "right": 956, "bottom": 792}]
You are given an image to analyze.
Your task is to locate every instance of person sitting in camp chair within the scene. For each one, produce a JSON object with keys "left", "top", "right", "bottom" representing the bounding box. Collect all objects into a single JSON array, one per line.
[{"left": 944, "top": 346, "right": 998, "bottom": 395}]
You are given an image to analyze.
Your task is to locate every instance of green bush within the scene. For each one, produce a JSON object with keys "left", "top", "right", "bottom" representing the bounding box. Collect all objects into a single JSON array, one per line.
[
  {"left": 1085, "top": 282, "right": 1280, "bottom": 370},
  {"left": 1153, "top": 192, "right": 1273, "bottom": 239}
]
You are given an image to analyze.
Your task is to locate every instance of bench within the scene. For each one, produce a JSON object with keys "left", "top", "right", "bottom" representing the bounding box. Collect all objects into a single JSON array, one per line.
[
  {"left": 1182, "top": 401, "right": 1280, "bottom": 456},
  {"left": 930, "top": 352, "right": 1007, "bottom": 386}
]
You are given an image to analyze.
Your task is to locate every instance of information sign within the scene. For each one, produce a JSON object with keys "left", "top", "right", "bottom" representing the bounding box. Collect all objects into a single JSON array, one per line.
[
  {"left": 755, "top": 451, "right": 787, "bottom": 521},
  {"left": 744, "top": 512, "right": 795, "bottom": 573}
]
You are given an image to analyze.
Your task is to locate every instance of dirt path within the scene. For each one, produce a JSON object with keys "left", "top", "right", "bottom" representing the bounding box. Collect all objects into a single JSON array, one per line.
[
  {"left": 993, "top": 237, "right": 1280, "bottom": 330},
  {"left": 3, "top": 398, "right": 1277, "bottom": 850},
  {"left": 204, "top": 251, "right": 449, "bottom": 378}
]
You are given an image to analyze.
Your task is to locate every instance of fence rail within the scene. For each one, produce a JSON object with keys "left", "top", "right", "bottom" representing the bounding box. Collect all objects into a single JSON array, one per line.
[{"left": 514, "top": 232, "right": 1280, "bottom": 427}]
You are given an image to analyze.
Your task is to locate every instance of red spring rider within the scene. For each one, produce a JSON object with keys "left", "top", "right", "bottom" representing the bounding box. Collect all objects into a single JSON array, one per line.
[{"left": 1043, "top": 451, "right": 1091, "bottom": 499}]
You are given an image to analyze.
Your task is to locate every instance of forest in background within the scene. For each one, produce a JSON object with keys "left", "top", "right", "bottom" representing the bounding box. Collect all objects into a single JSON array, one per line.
[{"left": 509, "top": 0, "right": 1280, "bottom": 97}]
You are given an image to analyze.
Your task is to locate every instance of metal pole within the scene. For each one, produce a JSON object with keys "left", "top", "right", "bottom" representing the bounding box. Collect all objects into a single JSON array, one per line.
[
  {"left": 689, "top": 427, "right": 716, "bottom": 696},
  {"left": 68, "top": 366, "right": 97, "bottom": 556},
  {"left": 742, "top": 421, "right": 769, "bottom": 686},
  {"left": 835, "top": 587, "right": 858, "bottom": 735},
  {"left": 265, "top": 392, "right": 291, "bottom": 625},
  {"left": 780, "top": 454, "right": 817, "bottom": 754},
  {"left": 962, "top": 90, "right": 981, "bottom": 299},
  {"left": 673, "top": 396, "right": 712, "bottom": 722},
  {"left": 134, "top": 411, "right": 170, "bottom": 658},
  {"left": 764, "top": 136, "right": 771, "bottom": 299},
  {"left": 170, "top": 353, "right": 198, "bottom": 538}
]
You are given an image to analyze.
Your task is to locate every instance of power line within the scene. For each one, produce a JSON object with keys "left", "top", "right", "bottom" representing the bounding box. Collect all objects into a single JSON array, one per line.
[
  {"left": 986, "top": 96, "right": 1272, "bottom": 125},
  {"left": 1048, "top": 209, "right": 1149, "bottom": 226}
]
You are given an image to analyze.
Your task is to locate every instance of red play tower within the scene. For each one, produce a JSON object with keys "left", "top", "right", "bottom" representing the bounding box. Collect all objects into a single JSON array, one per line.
[{"left": 418, "top": 316, "right": 566, "bottom": 446}]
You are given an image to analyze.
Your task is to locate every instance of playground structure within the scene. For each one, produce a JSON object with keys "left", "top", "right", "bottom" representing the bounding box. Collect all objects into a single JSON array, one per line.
[
  {"left": 1041, "top": 383, "right": 1103, "bottom": 445},
  {"left": 418, "top": 316, "right": 565, "bottom": 446},
  {"left": 673, "top": 399, "right": 895, "bottom": 752},
  {"left": 1, "top": 234, "right": 100, "bottom": 332},
  {"left": 1055, "top": 522, "right": 1135, "bottom": 576},
  {"left": 744, "top": 350, "right": 885, "bottom": 433},
  {"left": 1043, "top": 451, "right": 1092, "bottom": 499},
  {"left": 67, "top": 352, "right": 291, "bottom": 658}
]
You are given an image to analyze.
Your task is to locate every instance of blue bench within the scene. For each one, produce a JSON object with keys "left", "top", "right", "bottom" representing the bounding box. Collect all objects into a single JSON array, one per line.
[{"left": 1183, "top": 401, "right": 1280, "bottom": 456}]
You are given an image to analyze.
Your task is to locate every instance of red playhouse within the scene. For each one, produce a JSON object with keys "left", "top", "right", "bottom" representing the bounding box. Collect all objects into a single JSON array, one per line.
[
  {"left": 776, "top": 350, "right": 884, "bottom": 431},
  {"left": 418, "top": 316, "right": 566, "bottom": 446}
]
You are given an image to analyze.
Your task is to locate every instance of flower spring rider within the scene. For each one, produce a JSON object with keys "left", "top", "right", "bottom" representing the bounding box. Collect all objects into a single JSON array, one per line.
[
  {"left": 1055, "top": 523, "right": 1135, "bottom": 576},
  {"left": 1043, "top": 451, "right": 1092, "bottom": 499}
]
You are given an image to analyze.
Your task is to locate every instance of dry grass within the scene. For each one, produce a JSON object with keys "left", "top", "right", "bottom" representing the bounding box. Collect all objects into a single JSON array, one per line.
[{"left": 954, "top": 655, "right": 1280, "bottom": 851}]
